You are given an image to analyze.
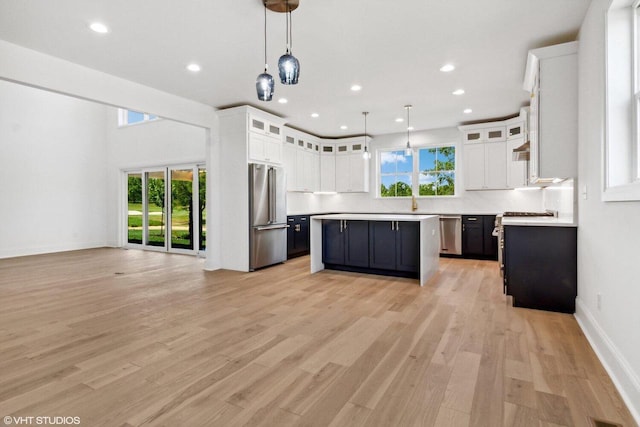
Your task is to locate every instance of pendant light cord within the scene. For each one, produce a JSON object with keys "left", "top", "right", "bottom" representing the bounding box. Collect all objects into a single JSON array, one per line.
[
  {"left": 406, "top": 106, "right": 411, "bottom": 145},
  {"left": 264, "top": 2, "right": 268, "bottom": 71},
  {"left": 289, "top": 2, "right": 293, "bottom": 52}
]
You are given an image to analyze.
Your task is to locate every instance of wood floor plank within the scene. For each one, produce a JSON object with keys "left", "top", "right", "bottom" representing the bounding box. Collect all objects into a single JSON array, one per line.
[{"left": 0, "top": 248, "right": 636, "bottom": 427}]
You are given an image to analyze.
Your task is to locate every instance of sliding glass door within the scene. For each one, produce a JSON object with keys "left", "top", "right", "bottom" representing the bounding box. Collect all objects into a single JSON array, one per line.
[{"left": 125, "top": 164, "right": 205, "bottom": 255}]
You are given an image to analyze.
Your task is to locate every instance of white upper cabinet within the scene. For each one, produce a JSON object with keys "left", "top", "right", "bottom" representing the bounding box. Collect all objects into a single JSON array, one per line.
[
  {"left": 334, "top": 138, "right": 369, "bottom": 193},
  {"left": 463, "top": 126, "right": 506, "bottom": 144},
  {"left": 282, "top": 128, "right": 320, "bottom": 193},
  {"left": 523, "top": 42, "right": 578, "bottom": 183},
  {"left": 218, "top": 105, "right": 285, "bottom": 166},
  {"left": 245, "top": 110, "right": 284, "bottom": 165},
  {"left": 320, "top": 143, "right": 336, "bottom": 192}
]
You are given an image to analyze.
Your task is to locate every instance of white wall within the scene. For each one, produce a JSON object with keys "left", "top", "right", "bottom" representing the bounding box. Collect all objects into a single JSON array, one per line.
[
  {"left": 0, "top": 80, "right": 109, "bottom": 258},
  {"left": 576, "top": 0, "right": 640, "bottom": 421},
  {"left": 289, "top": 127, "right": 543, "bottom": 215},
  {"left": 104, "top": 108, "right": 207, "bottom": 247}
]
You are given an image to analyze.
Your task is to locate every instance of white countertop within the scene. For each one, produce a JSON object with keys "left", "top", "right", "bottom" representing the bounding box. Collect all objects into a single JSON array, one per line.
[
  {"left": 311, "top": 213, "right": 439, "bottom": 221},
  {"left": 502, "top": 217, "right": 577, "bottom": 227}
]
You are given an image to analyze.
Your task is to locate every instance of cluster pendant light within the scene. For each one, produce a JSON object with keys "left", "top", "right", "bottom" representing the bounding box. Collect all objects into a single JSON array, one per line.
[
  {"left": 404, "top": 105, "right": 413, "bottom": 156},
  {"left": 256, "top": 1, "right": 275, "bottom": 101},
  {"left": 362, "top": 112, "right": 371, "bottom": 160},
  {"left": 278, "top": 0, "right": 300, "bottom": 85},
  {"left": 256, "top": 0, "right": 300, "bottom": 101}
]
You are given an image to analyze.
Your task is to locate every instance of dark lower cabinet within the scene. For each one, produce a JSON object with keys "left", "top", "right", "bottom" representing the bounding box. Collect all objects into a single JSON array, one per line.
[
  {"left": 324, "top": 219, "right": 419, "bottom": 278},
  {"left": 287, "top": 215, "right": 310, "bottom": 259},
  {"left": 462, "top": 215, "right": 497, "bottom": 260},
  {"left": 322, "top": 220, "right": 369, "bottom": 268},
  {"left": 369, "top": 221, "right": 420, "bottom": 273},
  {"left": 504, "top": 225, "right": 577, "bottom": 313}
]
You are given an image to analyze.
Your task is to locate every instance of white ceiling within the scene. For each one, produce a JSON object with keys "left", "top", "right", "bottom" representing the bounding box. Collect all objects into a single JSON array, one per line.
[{"left": 0, "top": 0, "right": 590, "bottom": 137}]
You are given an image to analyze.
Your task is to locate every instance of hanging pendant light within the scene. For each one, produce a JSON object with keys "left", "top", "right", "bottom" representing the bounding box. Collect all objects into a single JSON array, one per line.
[
  {"left": 256, "top": 1, "right": 274, "bottom": 101},
  {"left": 278, "top": 0, "right": 300, "bottom": 84},
  {"left": 362, "top": 112, "right": 371, "bottom": 160},
  {"left": 404, "top": 105, "right": 413, "bottom": 156}
]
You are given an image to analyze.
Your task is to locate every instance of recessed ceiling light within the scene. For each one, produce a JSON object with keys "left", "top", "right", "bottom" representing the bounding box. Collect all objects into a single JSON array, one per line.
[
  {"left": 350, "top": 84, "right": 362, "bottom": 92},
  {"left": 89, "top": 22, "right": 109, "bottom": 34},
  {"left": 452, "top": 89, "right": 465, "bottom": 95},
  {"left": 311, "top": 113, "right": 319, "bottom": 118},
  {"left": 395, "top": 118, "right": 404, "bottom": 123},
  {"left": 340, "top": 125, "right": 348, "bottom": 130},
  {"left": 186, "top": 63, "right": 201, "bottom": 72},
  {"left": 278, "top": 98, "right": 288, "bottom": 104},
  {"left": 463, "top": 108, "right": 473, "bottom": 114},
  {"left": 440, "top": 64, "right": 455, "bottom": 72},
  {"left": 407, "top": 126, "right": 415, "bottom": 131}
]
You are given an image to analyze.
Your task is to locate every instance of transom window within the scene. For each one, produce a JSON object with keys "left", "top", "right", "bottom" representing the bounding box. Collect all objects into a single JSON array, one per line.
[
  {"left": 118, "top": 108, "right": 159, "bottom": 127},
  {"left": 379, "top": 146, "right": 456, "bottom": 197}
]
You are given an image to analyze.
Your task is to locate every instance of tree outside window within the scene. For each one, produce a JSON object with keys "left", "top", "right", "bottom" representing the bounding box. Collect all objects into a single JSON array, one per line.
[{"left": 418, "top": 146, "right": 455, "bottom": 196}]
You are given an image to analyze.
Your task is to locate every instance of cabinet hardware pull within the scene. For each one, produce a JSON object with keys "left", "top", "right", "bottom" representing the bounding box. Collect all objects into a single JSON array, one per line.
[
  {"left": 396, "top": 221, "right": 400, "bottom": 231},
  {"left": 468, "top": 217, "right": 477, "bottom": 221}
]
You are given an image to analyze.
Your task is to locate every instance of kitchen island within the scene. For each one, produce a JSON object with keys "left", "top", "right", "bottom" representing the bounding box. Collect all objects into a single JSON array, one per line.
[{"left": 310, "top": 214, "right": 440, "bottom": 286}]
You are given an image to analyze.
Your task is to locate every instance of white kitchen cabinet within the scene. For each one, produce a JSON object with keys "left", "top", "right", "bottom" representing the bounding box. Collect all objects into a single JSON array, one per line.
[
  {"left": 249, "top": 114, "right": 282, "bottom": 138},
  {"left": 248, "top": 132, "right": 282, "bottom": 164},
  {"left": 335, "top": 138, "right": 369, "bottom": 193},
  {"left": 283, "top": 135, "right": 297, "bottom": 191},
  {"left": 463, "top": 126, "right": 506, "bottom": 143},
  {"left": 523, "top": 41, "right": 578, "bottom": 183},
  {"left": 320, "top": 143, "right": 336, "bottom": 192},
  {"left": 463, "top": 141, "right": 507, "bottom": 190},
  {"left": 283, "top": 128, "right": 320, "bottom": 192}
]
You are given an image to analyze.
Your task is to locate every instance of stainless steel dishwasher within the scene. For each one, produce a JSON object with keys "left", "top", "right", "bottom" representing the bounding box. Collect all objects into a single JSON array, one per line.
[{"left": 439, "top": 215, "right": 462, "bottom": 255}]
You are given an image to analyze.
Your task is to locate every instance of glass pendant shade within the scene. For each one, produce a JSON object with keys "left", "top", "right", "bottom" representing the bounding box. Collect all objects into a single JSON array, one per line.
[
  {"left": 256, "top": 71, "right": 275, "bottom": 101},
  {"left": 405, "top": 142, "right": 412, "bottom": 156},
  {"left": 278, "top": 53, "right": 299, "bottom": 84},
  {"left": 362, "top": 147, "right": 371, "bottom": 160}
]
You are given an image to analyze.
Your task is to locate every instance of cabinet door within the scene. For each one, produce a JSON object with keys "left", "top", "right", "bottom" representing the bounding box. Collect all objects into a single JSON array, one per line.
[
  {"left": 263, "top": 137, "right": 282, "bottom": 164},
  {"left": 485, "top": 126, "right": 506, "bottom": 142},
  {"left": 464, "top": 144, "right": 486, "bottom": 190},
  {"left": 507, "top": 122, "right": 524, "bottom": 140},
  {"left": 297, "top": 216, "right": 310, "bottom": 253},
  {"left": 287, "top": 216, "right": 296, "bottom": 256},
  {"left": 248, "top": 133, "right": 266, "bottom": 162},
  {"left": 462, "top": 216, "right": 484, "bottom": 256},
  {"left": 464, "top": 130, "right": 483, "bottom": 143},
  {"left": 344, "top": 220, "right": 369, "bottom": 267},
  {"left": 485, "top": 141, "right": 507, "bottom": 189},
  {"left": 369, "top": 221, "right": 397, "bottom": 270},
  {"left": 296, "top": 148, "right": 308, "bottom": 191},
  {"left": 395, "top": 221, "right": 420, "bottom": 273},
  {"left": 320, "top": 145, "right": 336, "bottom": 192},
  {"left": 283, "top": 141, "right": 297, "bottom": 191},
  {"left": 335, "top": 155, "right": 350, "bottom": 192},
  {"left": 482, "top": 215, "right": 498, "bottom": 259},
  {"left": 348, "top": 154, "right": 367, "bottom": 192},
  {"left": 322, "top": 220, "right": 344, "bottom": 264}
]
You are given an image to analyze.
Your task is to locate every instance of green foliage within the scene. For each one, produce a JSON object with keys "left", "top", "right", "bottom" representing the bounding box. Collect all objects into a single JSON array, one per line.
[
  {"left": 128, "top": 176, "right": 142, "bottom": 203},
  {"left": 420, "top": 147, "right": 455, "bottom": 196},
  {"left": 380, "top": 181, "right": 413, "bottom": 197},
  {"left": 148, "top": 178, "right": 165, "bottom": 209}
]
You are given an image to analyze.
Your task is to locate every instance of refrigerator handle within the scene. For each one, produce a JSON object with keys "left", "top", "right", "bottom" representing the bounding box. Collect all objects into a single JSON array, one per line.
[{"left": 268, "top": 167, "right": 274, "bottom": 223}]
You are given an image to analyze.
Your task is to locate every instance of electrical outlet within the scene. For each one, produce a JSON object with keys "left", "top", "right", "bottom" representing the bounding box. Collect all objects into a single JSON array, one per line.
[
  {"left": 431, "top": 229, "right": 435, "bottom": 236},
  {"left": 597, "top": 293, "right": 602, "bottom": 310}
]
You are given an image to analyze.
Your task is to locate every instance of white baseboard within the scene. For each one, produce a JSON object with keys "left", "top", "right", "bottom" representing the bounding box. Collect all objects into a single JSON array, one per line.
[
  {"left": 575, "top": 298, "right": 640, "bottom": 425},
  {"left": 0, "top": 242, "right": 109, "bottom": 259}
]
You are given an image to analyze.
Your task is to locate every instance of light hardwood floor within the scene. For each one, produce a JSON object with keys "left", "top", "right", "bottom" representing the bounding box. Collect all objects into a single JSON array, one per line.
[{"left": 0, "top": 248, "right": 636, "bottom": 427}]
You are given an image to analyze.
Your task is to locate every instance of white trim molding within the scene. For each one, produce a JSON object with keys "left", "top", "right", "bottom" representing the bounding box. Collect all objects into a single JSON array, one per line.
[{"left": 575, "top": 298, "right": 640, "bottom": 424}]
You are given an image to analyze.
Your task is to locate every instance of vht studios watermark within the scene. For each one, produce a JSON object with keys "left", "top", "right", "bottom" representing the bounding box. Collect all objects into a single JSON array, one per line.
[{"left": 3, "top": 416, "right": 81, "bottom": 425}]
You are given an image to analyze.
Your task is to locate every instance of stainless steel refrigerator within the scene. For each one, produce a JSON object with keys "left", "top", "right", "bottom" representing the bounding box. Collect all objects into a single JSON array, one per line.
[{"left": 249, "top": 163, "right": 288, "bottom": 271}]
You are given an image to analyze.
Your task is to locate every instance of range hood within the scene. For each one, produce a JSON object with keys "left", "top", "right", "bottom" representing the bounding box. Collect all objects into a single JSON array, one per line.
[{"left": 512, "top": 140, "right": 530, "bottom": 161}]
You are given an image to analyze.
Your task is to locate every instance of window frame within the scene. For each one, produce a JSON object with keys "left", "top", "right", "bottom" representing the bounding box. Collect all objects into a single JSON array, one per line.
[
  {"left": 603, "top": 0, "right": 640, "bottom": 201},
  {"left": 377, "top": 144, "right": 458, "bottom": 198},
  {"left": 118, "top": 108, "right": 160, "bottom": 127}
]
